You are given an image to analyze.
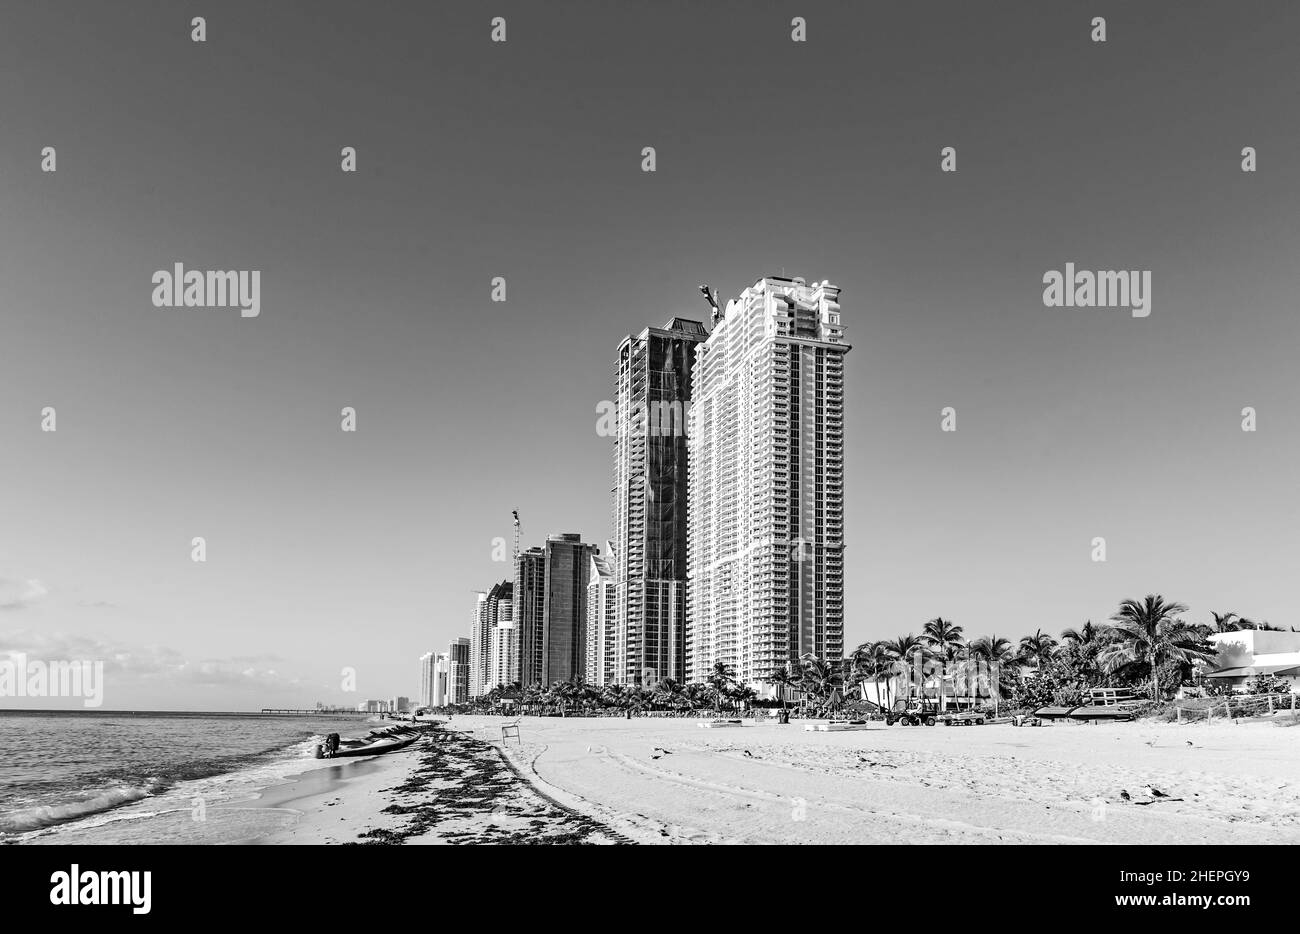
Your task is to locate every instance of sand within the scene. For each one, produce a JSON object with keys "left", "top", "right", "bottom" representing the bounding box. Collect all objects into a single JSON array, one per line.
[
  {"left": 446, "top": 715, "right": 1300, "bottom": 845},
  {"left": 250, "top": 753, "right": 416, "bottom": 845},
  {"left": 255, "top": 726, "right": 626, "bottom": 844}
]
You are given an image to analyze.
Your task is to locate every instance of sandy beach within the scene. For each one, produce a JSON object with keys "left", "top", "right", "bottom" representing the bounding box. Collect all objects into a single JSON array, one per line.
[
  {"left": 437, "top": 715, "right": 1300, "bottom": 845},
  {"left": 255, "top": 726, "right": 626, "bottom": 844},
  {"left": 17, "top": 715, "right": 1299, "bottom": 845}
]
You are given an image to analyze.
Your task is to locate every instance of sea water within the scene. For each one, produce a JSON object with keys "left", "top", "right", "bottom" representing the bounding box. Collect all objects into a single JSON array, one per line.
[{"left": 0, "top": 710, "right": 377, "bottom": 844}]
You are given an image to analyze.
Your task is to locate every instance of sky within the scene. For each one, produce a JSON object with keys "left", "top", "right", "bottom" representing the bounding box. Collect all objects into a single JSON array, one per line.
[{"left": 2, "top": 0, "right": 1299, "bottom": 710}]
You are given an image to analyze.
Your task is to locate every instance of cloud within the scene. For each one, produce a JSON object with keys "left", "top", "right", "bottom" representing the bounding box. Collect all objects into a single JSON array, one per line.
[
  {"left": 0, "top": 579, "right": 49, "bottom": 611},
  {"left": 0, "top": 630, "right": 312, "bottom": 693}
]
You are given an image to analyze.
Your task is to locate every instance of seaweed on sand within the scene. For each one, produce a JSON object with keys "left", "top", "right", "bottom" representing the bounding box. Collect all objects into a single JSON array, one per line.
[{"left": 350, "top": 729, "right": 628, "bottom": 845}]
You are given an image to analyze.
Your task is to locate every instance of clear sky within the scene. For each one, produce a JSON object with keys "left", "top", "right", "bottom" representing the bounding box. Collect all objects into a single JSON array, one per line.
[{"left": 2, "top": 1, "right": 1298, "bottom": 709}]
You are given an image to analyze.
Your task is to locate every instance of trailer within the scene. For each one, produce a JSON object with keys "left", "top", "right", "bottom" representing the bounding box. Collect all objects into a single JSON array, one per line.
[
  {"left": 937, "top": 710, "right": 986, "bottom": 726},
  {"left": 886, "top": 702, "right": 986, "bottom": 727}
]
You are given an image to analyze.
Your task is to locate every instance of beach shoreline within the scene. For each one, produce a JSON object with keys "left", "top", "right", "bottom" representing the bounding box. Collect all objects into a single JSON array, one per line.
[
  {"left": 441, "top": 715, "right": 1300, "bottom": 845},
  {"left": 21, "top": 715, "right": 1299, "bottom": 845}
]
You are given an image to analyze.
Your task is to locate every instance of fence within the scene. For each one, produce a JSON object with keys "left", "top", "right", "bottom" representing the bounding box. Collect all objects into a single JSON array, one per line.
[{"left": 1174, "top": 692, "right": 1297, "bottom": 723}]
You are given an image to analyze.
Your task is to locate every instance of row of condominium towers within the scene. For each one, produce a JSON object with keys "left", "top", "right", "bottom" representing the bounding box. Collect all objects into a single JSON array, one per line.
[{"left": 420, "top": 275, "right": 848, "bottom": 708}]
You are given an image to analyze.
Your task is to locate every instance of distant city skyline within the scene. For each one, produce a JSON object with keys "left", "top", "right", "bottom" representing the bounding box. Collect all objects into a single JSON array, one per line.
[{"left": 5, "top": 1, "right": 1300, "bottom": 709}]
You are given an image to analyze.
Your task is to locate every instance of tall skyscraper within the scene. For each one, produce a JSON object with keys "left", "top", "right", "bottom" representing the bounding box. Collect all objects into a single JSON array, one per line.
[
  {"left": 610, "top": 317, "right": 707, "bottom": 687},
  {"left": 585, "top": 545, "right": 616, "bottom": 686},
  {"left": 687, "top": 276, "right": 848, "bottom": 688},
  {"left": 514, "top": 546, "right": 546, "bottom": 686},
  {"left": 489, "top": 597, "right": 519, "bottom": 690},
  {"left": 470, "top": 591, "right": 490, "bottom": 698},
  {"left": 432, "top": 652, "right": 450, "bottom": 706},
  {"left": 448, "top": 637, "right": 470, "bottom": 704},
  {"left": 418, "top": 651, "right": 437, "bottom": 708},
  {"left": 514, "top": 533, "right": 597, "bottom": 686},
  {"left": 481, "top": 580, "right": 515, "bottom": 691}
]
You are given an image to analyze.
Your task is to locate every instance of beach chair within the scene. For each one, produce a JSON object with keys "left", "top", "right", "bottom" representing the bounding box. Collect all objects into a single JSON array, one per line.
[{"left": 501, "top": 718, "right": 522, "bottom": 744}]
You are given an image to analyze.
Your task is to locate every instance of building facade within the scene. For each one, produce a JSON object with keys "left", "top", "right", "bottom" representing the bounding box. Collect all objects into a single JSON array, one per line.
[
  {"left": 418, "top": 651, "right": 437, "bottom": 708},
  {"left": 471, "top": 591, "right": 490, "bottom": 698},
  {"left": 431, "top": 652, "right": 450, "bottom": 706},
  {"left": 514, "top": 546, "right": 547, "bottom": 687},
  {"left": 585, "top": 546, "right": 617, "bottom": 686},
  {"left": 448, "top": 637, "right": 470, "bottom": 705},
  {"left": 687, "top": 276, "right": 848, "bottom": 688},
  {"left": 1206, "top": 630, "right": 1300, "bottom": 692},
  {"left": 611, "top": 317, "right": 706, "bottom": 687},
  {"left": 482, "top": 580, "right": 516, "bottom": 691},
  {"left": 489, "top": 597, "right": 519, "bottom": 690},
  {"left": 514, "top": 533, "right": 597, "bottom": 686}
]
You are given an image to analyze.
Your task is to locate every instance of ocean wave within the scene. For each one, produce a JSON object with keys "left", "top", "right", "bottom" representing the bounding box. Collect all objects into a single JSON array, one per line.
[
  {"left": 0, "top": 723, "right": 361, "bottom": 840},
  {"left": 0, "top": 781, "right": 163, "bottom": 833}
]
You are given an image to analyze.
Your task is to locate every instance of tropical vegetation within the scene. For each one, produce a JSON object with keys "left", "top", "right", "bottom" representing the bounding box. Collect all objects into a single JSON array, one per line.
[{"left": 440, "top": 595, "right": 1285, "bottom": 718}]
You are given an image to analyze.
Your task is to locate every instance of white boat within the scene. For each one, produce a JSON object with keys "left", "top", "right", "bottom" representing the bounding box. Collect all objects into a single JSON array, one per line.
[{"left": 805, "top": 720, "right": 874, "bottom": 732}]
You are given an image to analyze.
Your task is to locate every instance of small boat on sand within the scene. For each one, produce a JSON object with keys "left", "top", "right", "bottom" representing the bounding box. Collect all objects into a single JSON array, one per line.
[
  {"left": 805, "top": 720, "right": 874, "bottom": 732},
  {"left": 315, "top": 726, "right": 422, "bottom": 759},
  {"left": 1033, "top": 705, "right": 1134, "bottom": 722}
]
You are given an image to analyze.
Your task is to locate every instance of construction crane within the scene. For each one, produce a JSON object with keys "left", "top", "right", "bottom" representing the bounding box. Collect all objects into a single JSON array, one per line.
[
  {"left": 511, "top": 509, "right": 520, "bottom": 560},
  {"left": 698, "top": 284, "right": 721, "bottom": 326}
]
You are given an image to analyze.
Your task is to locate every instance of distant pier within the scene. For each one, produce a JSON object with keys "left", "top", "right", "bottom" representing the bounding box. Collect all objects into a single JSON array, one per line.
[{"left": 259, "top": 707, "right": 372, "bottom": 716}]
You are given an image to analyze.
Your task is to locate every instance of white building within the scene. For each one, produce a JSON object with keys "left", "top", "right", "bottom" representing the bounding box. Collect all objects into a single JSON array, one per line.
[
  {"left": 1206, "top": 630, "right": 1300, "bottom": 692},
  {"left": 476, "top": 581, "right": 514, "bottom": 694},
  {"left": 585, "top": 546, "right": 617, "bottom": 686},
  {"left": 418, "top": 651, "right": 437, "bottom": 708},
  {"left": 432, "top": 652, "right": 450, "bottom": 706},
  {"left": 470, "top": 591, "right": 489, "bottom": 698},
  {"left": 687, "top": 276, "right": 849, "bottom": 689},
  {"left": 489, "top": 603, "right": 519, "bottom": 692}
]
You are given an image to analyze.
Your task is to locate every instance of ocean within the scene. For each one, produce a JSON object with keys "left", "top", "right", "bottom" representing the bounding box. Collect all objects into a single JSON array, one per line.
[{"left": 0, "top": 710, "right": 379, "bottom": 844}]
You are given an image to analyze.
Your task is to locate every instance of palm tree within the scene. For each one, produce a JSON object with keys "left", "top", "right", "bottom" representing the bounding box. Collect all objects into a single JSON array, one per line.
[
  {"left": 681, "top": 682, "right": 708, "bottom": 711},
  {"left": 923, "top": 617, "right": 964, "bottom": 712},
  {"left": 731, "top": 684, "right": 758, "bottom": 711},
  {"left": 520, "top": 683, "right": 544, "bottom": 714},
  {"left": 599, "top": 683, "right": 626, "bottom": 710},
  {"left": 707, "top": 661, "right": 735, "bottom": 713},
  {"left": 1207, "top": 610, "right": 1241, "bottom": 633},
  {"left": 854, "top": 641, "right": 897, "bottom": 713},
  {"left": 799, "top": 656, "right": 844, "bottom": 715},
  {"left": 1059, "top": 620, "right": 1109, "bottom": 681},
  {"left": 967, "top": 635, "right": 1018, "bottom": 717},
  {"left": 763, "top": 665, "right": 799, "bottom": 712},
  {"left": 1018, "top": 629, "right": 1059, "bottom": 670},
  {"left": 882, "top": 634, "right": 926, "bottom": 710},
  {"left": 1100, "top": 595, "right": 1213, "bottom": 701},
  {"left": 624, "top": 684, "right": 651, "bottom": 712},
  {"left": 1061, "top": 620, "right": 1103, "bottom": 647},
  {"left": 653, "top": 678, "right": 683, "bottom": 711}
]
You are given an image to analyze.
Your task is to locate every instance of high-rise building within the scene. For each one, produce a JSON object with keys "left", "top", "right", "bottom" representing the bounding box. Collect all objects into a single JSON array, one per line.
[
  {"left": 514, "top": 546, "right": 546, "bottom": 686},
  {"left": 585, "top": 545, "right": 617, "bottom": 686},
  {"left": 471, "top": 591, "right": 490, "bottom": 698},
  {"left": 418, "top": 651, "right": 437, "bottom": 707},
  {"left": 687, "top": 276, "right": 848, "bottom": 689},
  {"left": 514, "top": 534, "right": 597, "bottom": 686},
  {"left": 486, "top": 581, "right": 517, "bottom": 690},
  {"left": 432, "top": 652, "right": 450, "bottom": 706},
  {"left": 610, "top": 317, "right": 706, "bottom": 686},
  {"left": 448, "top": 637, "right": 470, "bottom": 704}
]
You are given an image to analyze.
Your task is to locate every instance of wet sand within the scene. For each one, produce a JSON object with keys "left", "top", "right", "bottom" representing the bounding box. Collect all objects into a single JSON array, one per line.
[{"left": 256, "top": 726, "right": 626, "bottom": 844}]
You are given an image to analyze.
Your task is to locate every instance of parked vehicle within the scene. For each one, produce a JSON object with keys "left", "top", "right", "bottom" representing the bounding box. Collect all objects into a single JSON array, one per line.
[
  {"left": 887, "top": 700, "right": 986, "bottom": 726},
  {"left": 937, "top": 710, "right": 986, "bottom": 726}
]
